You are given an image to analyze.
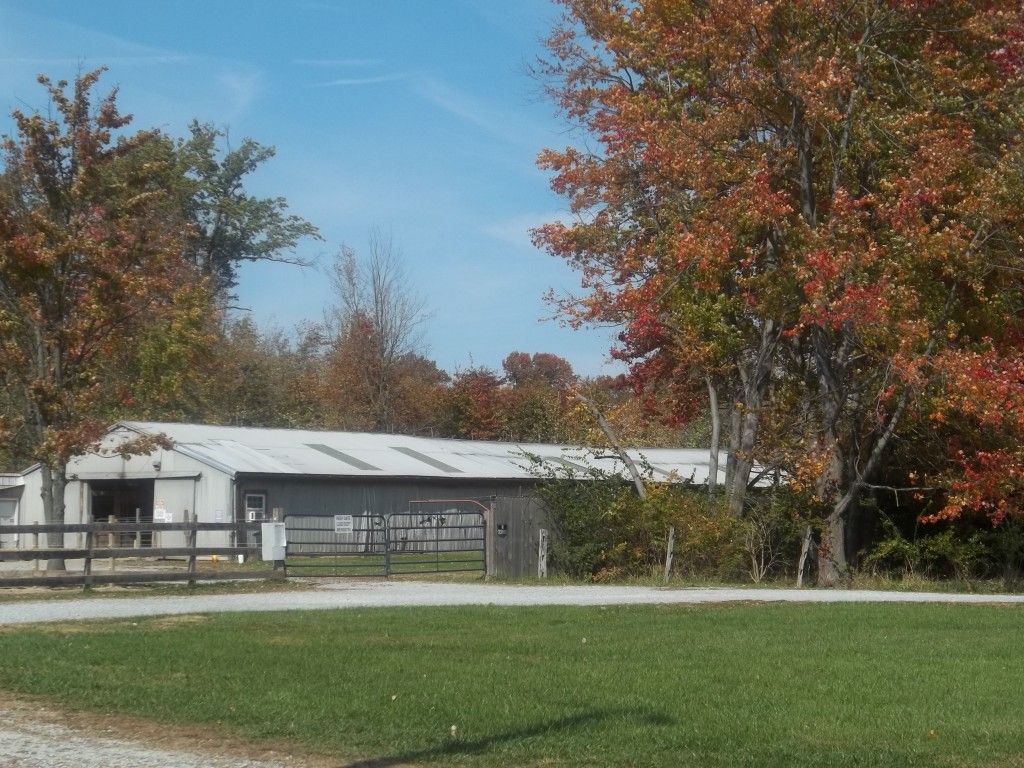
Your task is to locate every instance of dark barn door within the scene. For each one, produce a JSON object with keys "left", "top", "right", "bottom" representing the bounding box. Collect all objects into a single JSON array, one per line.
[{"left": 89, "top": 479, "right": 155, "bottom": 547}]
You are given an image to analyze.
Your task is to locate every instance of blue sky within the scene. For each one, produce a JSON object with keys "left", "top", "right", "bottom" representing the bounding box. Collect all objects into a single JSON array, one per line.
[{"left": 0, "top": 0, "right": 621, "bottom": 376}]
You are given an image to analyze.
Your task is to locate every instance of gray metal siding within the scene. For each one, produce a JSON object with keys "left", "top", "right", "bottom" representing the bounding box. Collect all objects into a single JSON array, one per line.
[
  {"left": 234, "top": 475, "right": 538, "bottom": 520},
  {"left": 235, "top": 476, "right": 541, "bottom": 572}
]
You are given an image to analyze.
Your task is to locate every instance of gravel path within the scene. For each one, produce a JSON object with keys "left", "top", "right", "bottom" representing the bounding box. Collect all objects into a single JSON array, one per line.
[
  {"left": 0, "top": 704, "right": 300, "bottom": 768},
  {"left": 2, "top": 581, "right": 1024, "bottom": 625}
]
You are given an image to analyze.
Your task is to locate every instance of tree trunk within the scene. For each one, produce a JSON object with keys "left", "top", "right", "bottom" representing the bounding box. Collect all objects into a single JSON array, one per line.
[
  {"left": 40, "top": 463, "right": 68, "bottom": 572},
  {"left": 574, "top": 390, "right": 647, "bottom": 500},
  {"left": 817, "top": 385, "right": 913, "bottom": 587},
  {"left": 727, "top": 320, "right": 778, "bottom": 516},
  {"left": 725, "top": 403, "right": 740, "bottom": 489},
  {"left": 706, "top": 377, "right": 720, "bottom": 501},
  {"left": 728, "top": 407, "right": 760, "bottom": 516},
  {"left": 816, "top": 459, "right": 848, "bottom": 586},
  {"left": 818, "top": 476, "right": 862, "bottom": 588},
  {"left": 818, "top": 507, "right": 847, "bottom": 587}
]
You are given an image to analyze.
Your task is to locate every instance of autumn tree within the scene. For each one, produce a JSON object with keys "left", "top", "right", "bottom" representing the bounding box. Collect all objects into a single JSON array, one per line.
[
  {"left": 325, "top": 234, "right": 437, "bottom": 433},
  {"left": 535, "top": 0, "right": 1024, "bottom": 585},
  {"left": 0, "top": 70, "right": 210, "bottom": 566},
  {"left": 500, "top": 352, "right": 575, "bottom": 442},
  {"left": 439, "top": 367, "right": 507, "bottom": 440},
  {"left": 202, "top": 317, "right": 328, "bottom": 428}
]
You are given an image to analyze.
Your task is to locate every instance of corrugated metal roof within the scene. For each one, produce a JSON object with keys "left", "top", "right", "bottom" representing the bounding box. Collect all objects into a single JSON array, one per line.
[{"left": 118, "top": 421, "right": 726, "bottom": 484}]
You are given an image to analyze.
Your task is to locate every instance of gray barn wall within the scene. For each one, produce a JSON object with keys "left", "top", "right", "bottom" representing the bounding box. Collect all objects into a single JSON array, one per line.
[
  {"left": 234, "top": 475, "right": 539, "bottom": 519},
  {"left": 235, "top": 475, "right": 549, "bottom": 576}
]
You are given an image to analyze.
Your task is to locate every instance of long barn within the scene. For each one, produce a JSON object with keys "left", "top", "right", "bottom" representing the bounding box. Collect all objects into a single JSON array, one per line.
[{"left": 1, "top": 421, "right": 722, "bottom": 576}]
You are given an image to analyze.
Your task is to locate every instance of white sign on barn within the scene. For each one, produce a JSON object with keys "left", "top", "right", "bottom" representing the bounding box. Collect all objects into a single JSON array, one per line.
[{"left": 153, "top": 499, "right": 172, "bottom": 523}]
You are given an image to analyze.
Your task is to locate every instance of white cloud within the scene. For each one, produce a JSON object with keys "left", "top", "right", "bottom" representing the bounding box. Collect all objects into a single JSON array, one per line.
[
  {"left": 293, "top": 58, "right": 383, "bottom": 67},
  {"left": 311, "top": 72, "right": 408, "bottom": 87},
  {"left": 216, "top": 70, "right": 262, "bottom": 121},
  {"left": 411, "top": 75, "right": 532, "bottom": 146}
]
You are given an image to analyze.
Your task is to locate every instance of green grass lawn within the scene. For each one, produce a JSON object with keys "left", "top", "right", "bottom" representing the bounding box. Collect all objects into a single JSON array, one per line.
[{"left": 0, "top": 603, "right": 1022, "bottom": 767}]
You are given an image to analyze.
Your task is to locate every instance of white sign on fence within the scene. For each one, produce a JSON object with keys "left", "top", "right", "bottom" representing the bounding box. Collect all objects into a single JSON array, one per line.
[
  {"left": 334, "top": 514, "right": 354, "bottom": 534},
  {"left": 153, "top": 499, "right": 172, "bottom": 524}
]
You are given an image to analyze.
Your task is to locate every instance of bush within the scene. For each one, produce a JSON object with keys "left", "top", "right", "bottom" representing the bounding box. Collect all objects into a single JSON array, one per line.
[
  {"left": 981, "top": 516, "right": 1024, "bottom": 588},
  {"left": 740, "top": 492, "right": 804, "bottom": 583},
  {"left": 530, "top": 453, "right": 798, "bottom": 583},
  {"left": 862, "top": 516, "right": 990, "bottom": 581}
]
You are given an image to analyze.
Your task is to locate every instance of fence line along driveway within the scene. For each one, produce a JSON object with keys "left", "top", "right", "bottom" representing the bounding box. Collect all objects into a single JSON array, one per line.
[{"left": 2, "top": 581, "right": 1024, "bottom": 625}]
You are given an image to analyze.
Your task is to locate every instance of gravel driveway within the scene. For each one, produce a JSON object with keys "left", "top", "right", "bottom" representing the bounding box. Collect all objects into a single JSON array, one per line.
[
  {"left": 2, "top": 580, "right": 1024, "bottom": 625},
  {"left": 0, "top": 699, "right": 309, "bottom": 768}
]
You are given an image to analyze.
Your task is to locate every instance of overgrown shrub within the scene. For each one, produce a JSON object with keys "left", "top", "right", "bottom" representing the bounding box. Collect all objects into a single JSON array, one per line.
[
  {"left": 530, "top": 454, "right": 800, "bottom": 583},
  {"left": 981, "top": 517, "right": 1024, "bottom": 588},
  {"left": 740, "top": 492, "right": 804, "bottom": 583},
  {"left": 862, "top": 516, "right": 993, "bottom": 581},
  {"left": 670, "top": 494, "right": 747, "bottom": 582},
  {"left": 531, "top": 457, "right": 679, "bottom": 580}
]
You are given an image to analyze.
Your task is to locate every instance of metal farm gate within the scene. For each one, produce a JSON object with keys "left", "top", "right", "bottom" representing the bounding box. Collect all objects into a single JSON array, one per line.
[{"left": 283, "top": 499, "right": 487, "bottom": 577}]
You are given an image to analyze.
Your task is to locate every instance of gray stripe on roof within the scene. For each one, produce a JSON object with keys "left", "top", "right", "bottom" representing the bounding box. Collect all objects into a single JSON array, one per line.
[
  {"left": 555, "top": 457, "right": 592, "bottom": 473},
  {"left": 307, "top": 444, "right": 382, "bottom": 472},
  {"left": 390, "top": 446, "right": 463, "bottom": 474}
]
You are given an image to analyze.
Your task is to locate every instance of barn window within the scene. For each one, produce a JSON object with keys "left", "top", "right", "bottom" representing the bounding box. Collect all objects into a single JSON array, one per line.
[{"left": 244, "top": 493, "right": 267, "bottom": 521}]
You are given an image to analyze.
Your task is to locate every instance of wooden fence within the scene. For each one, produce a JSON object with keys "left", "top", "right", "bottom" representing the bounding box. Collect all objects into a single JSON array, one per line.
[{"left": 0, "top": 518, "right": 279, "bottom": 588}]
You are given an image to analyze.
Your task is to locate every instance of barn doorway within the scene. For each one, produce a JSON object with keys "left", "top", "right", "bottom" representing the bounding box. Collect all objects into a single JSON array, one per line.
[{"left": 89, "top": 479, "right": 155, "bottom": 546}]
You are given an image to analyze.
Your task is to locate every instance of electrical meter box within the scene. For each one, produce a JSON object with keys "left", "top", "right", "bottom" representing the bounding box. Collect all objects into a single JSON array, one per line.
[{"left": 261, "top": 522, "right": 287, "bottom": 561}]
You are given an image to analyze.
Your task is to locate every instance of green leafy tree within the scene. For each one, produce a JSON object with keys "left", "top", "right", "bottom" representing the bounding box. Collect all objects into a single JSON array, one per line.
[{"left": 174, "top": 121, "right": 321, "bottom": 300}]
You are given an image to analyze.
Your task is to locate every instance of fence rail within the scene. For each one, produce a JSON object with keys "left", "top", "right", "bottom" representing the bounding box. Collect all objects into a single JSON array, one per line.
[
  {"left": 0, "top": 522, "right": 258, "bottom": 534},
  {"left": 0, "top": 520, "right": 276, "bottom": 589}
]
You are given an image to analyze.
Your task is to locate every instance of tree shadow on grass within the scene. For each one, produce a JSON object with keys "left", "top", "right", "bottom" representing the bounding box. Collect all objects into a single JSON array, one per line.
[{"left": 341, "top": 706, "right": 676, "bottom": 768}]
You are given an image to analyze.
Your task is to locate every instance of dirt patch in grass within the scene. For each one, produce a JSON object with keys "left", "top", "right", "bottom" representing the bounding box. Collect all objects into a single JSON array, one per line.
[
  {"left": 0, "top": 614, "right": 211, "bottom": 635},
  {"left": 0, "top": 620, "right": 128, "bottom": 635},
  {"left": 146, "top": 614, "right": 210, "bottom": 630}
]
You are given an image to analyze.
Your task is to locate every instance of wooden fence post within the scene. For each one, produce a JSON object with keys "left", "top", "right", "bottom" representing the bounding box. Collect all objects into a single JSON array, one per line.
[
  {"left": 108, "top": 515, "right": 116, "bottom": 573},
  {"left": 187, "top": 511, "right": 198, "bottom": 587},
  {"left": 83, "top": 526, "right": 94, "bottom": 590},
  {"left": 32, "top": 532, "right": 39, "bottom": 572},
  {"left": 663, "top": 526, "right": 676, "bottom": 585}
]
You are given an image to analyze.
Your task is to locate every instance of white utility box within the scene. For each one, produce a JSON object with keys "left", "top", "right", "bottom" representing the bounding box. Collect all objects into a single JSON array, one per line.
[{"left": 261, "top": 522, "right": 287, "bottom": 561}]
